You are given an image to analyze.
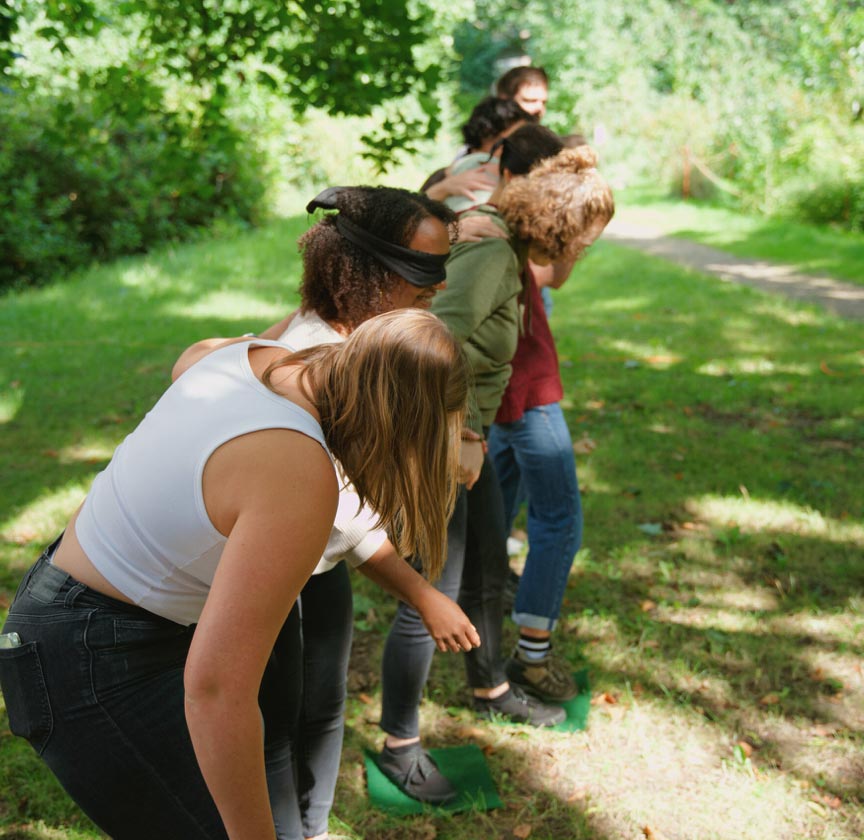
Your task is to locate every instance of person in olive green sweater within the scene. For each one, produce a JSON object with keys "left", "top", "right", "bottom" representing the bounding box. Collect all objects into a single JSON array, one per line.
[{"left": 377, "top": 124, "right": 579, "bottom": 804}]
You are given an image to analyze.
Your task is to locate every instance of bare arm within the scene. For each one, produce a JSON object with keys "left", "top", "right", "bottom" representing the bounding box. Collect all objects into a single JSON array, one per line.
[
  {"left": 455, "top": 215, "right": 509, "bottom": 244},
  {"left": 425, "top": 166, "right": 498, "bottom": 202},
  {"left": 185, "top": 430, "right": 337, "bottom": 839},
  {"left": 172, "top": 337, "right": 253, "bottom": 382},
  {"left": 357, "top": 540, "right": 480, "bottom": 652}
]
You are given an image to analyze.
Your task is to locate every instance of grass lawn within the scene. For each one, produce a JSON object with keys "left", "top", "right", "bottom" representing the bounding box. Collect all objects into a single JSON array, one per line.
[
  {"left": 1, "top": 210, "right": 862, "bottom": 839},
  {"left": 615, "top": 189, "right": 864, "bottom": 286}
]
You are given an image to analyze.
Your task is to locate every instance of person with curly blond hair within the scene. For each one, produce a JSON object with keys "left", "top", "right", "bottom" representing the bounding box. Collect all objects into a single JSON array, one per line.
[
  {"left": 377, "top": 126, "right": 610, "bottom": 804},
  {"left": 490, "top": 145, "right": 614, "bottom": 703}
]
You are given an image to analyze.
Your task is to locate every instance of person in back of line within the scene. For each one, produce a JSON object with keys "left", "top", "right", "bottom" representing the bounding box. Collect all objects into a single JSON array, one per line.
[{"left": 496, "top": 65, "right": 549, "bottom": 120}]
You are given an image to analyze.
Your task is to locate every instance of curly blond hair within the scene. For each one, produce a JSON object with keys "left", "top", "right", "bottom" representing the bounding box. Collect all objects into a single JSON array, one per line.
[{"left": 498, "top": 145, "right": 615, "bottom": 262}]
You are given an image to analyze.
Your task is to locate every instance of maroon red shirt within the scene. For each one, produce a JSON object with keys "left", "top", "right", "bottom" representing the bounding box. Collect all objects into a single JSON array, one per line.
[{"left": 494, "top": 267, "right": 563, "bottom": 424}]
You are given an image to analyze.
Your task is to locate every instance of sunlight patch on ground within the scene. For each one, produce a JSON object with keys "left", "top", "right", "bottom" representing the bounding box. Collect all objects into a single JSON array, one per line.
[
  {"left": 768, "top": 613, "right": 863, "bottom": 648},
  {"left": 55, "top": 442, "right": 114, "bottom": 464},
  {"left": 118, "top": 261, "right": 165, "bottom": 288},
  {"left": 164, "top": 290, "right": 280, "bottom": 320},
  {"left": 0, "top": 386, "right": 24, "bottom": 423},
  {"left": 687, "top": 495, "right": 864, "bottom": 544},
  {"left": 660, "top": 605, "right": 766, "bottom": 634},
  {"left": 697, "top": 358, "right": 814, "bottom": 377},
  {"left": 523, "top": 695, "right": 817, "bottom": 840},
  {"left": 1, "top": 483, "right": 89, "bottom": 545},
  {"left": 605, "top": 338, "right": 684, "bottom": 365}
]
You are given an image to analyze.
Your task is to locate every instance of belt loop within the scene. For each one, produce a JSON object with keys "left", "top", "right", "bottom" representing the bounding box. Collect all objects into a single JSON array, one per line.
[{"left": 63, "top": 582, "right": 87, "bottom": 607}]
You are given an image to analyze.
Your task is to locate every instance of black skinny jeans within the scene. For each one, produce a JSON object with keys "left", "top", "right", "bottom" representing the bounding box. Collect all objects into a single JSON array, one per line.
[{"left": 380, "top": 455, "right": 510, "bottom": 739}]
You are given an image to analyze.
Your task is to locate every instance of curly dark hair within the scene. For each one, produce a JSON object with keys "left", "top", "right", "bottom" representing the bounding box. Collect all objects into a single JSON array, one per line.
[
  {"left": 461, "top": 96, "right": 533, "bottom": 151},
  {"left": 299, "top": 187, "right": 457, "bottom": 330}
]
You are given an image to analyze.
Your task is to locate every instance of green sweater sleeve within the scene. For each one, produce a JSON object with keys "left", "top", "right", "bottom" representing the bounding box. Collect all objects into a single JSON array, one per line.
[{"left": 431, "top": 232, "right": 523, "bottom": 433}]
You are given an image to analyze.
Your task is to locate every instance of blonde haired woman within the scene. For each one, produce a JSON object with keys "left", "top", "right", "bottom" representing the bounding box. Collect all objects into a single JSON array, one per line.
[{"left": 0, "top": 309, "right": 468, "bottom": 840}]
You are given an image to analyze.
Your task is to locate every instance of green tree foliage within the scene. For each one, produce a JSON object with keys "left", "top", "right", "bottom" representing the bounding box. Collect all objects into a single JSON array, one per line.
[
  {"left": 454, "top": 0, "right": 864, "bottom": 229},
  {"left": 0, "top": 0, "right": 446, "bottom": 288}
]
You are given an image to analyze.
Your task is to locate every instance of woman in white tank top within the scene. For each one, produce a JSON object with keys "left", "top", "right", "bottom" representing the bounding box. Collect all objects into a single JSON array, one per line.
[{"left": 0, "top": 307, "right": 471, "bottom": 840}]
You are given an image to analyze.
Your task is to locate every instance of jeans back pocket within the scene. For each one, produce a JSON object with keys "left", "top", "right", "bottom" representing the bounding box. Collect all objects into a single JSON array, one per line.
[{"left": 0, "top": 642, "right": 54, "bottom": 754}]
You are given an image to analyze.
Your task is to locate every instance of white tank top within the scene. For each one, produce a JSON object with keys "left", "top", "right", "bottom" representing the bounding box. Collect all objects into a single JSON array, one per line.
[{"left": 73, "top": 339, "right": 331, "bottom": 625}]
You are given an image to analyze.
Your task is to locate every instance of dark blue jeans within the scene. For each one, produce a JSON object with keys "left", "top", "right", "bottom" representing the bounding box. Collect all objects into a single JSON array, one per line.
[
  {"left": 380, "top": 455, "right": 510, "bottom": 739},
  {"left": 488, "top": 401, "right": 583, "bottom": 630},
  {"left": 0, "top": 542, "right": 227, "bottom": 839}
]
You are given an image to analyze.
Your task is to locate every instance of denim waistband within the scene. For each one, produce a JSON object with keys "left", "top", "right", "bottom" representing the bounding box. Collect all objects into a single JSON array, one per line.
[{"left": 23, "top": 537, "right": 151, "bottom": 617}]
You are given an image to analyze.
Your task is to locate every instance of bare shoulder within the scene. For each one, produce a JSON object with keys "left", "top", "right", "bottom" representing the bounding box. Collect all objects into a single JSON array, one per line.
[{"left": 203, "top": 427, "right": 338, "bottom": 538}]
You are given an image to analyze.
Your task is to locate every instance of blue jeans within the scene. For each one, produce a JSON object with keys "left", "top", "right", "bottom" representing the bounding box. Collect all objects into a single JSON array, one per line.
[
  {"left": 0, "top": 542, "right": 228, "bottom": 839},
  {"left": 488, "top": 402, "right": 582, "bottom": 631}
]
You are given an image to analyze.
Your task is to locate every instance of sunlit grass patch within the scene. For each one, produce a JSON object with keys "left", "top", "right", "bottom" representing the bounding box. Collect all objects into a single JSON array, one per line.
[
  {"left": 688, "top": 496, "right": 864, "bottom": 545},
  {"left": 1, "top": 482, "right": 90, "bottom": 547}
]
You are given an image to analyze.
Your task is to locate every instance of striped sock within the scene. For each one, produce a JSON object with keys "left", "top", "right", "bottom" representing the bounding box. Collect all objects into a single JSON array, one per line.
[{"left": 518, "top": 634, "right": 551, "bottom": 661}]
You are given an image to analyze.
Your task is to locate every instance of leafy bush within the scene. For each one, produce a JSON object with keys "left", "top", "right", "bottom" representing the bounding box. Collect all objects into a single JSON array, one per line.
[{"left": 0, "top": 91, "right": 266, "bottom": 290}]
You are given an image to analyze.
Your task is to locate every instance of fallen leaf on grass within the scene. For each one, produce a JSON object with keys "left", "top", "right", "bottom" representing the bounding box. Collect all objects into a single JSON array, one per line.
[
  {"left": 759, "top": 693, "right": 781, "bottom": 706},
  {"left": 809, "top": 723, "right": 840, "bottom": 737},
  {"left": 456, "top": 725, "right": 485, "bottom": 740},
  {"left": 573, "top": 436, "right": 597, "bottom": 455},
  {"left": 643, "top": 827, "right": 669, "bottom": 840},
  {"left": 567, "top": 785, "right": 588, "bottom": 802},
  {"left": 640, "top": 599, "right": 657, "bottom": 612},
  {"left": 807, "top": 801, "right": 828, "bottom": 818},
  {"left": 591, "top": 691, "right": 619, "bottom": 706},
  {"left": 42, "top": 449, "right": 59, "bottom": 458},
  {"left": 818, "top": 794, "right": 842, "bottom": 810},
  {"left": 585, "top": 399, "right": 605, "bottom": 410},
  {"left": 358, "top": 693, "right": 373, "bottom": 705},
  {"left": 482, "top": 745, "right": 496, "bottom": 756},
  {"left": 819, "top": 361, "right": 841, "bottom": 376},
  {"left": 0, "top": 594, "right": 9, "bottom": 610},
  {"left": 513, "top": 824, "right": 532, "bottom": 838},
  {"left": 736, "top": 741, "right": 754, "bottom": 757}
]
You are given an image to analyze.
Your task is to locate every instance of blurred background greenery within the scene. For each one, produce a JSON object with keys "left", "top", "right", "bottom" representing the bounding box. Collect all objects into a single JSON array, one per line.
[{"left": 2, "top": 0, "right": 863, "bottom": 289}]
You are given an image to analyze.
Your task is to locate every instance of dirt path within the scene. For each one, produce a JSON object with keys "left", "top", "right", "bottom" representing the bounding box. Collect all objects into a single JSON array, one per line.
[{"left": 603, "top": 219, "right": 864, "bottom": 320}]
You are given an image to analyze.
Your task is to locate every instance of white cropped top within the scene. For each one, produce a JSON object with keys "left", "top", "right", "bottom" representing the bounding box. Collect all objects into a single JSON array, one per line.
[{"left": 73, "top": 339, "right": 331, "bottom": 625}]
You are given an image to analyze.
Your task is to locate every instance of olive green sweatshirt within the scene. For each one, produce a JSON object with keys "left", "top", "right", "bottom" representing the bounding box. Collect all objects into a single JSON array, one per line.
[{"left": 431, "top": 206, "right": 526, "bottom": 433}]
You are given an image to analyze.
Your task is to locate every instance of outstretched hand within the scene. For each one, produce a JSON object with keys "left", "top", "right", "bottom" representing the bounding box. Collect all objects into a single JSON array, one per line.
[
  {"left": 416, "top": 588, "right": 482, "bottom": 653},
  {"left": 426, "top": 164, "right": 498, "bottom": 202},
  {"left": 456, "top": 215, "right": 509, "bottom": 243}
]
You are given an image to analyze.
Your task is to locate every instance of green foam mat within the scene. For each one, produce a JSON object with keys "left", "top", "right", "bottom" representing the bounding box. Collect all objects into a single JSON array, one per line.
[
  {"left": 365, "top": 744, "right": 502, "bottom": 815},
  {"left": 552, "top": 668, "right": 591, "bottom": 732}
]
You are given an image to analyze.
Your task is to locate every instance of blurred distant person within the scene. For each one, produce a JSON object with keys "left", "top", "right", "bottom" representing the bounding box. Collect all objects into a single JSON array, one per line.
[{"left": 496, "top": 66, "right": 549, "bottom": 120}]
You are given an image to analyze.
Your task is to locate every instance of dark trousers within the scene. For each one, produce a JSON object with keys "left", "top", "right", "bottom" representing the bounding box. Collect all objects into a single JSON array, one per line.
[
  {"left": 0, "top": 545, "right": 228, "bottom": 839},
  {"left": 264, "top": 563, "right": 353, "bottom": 839},
  {"left": 380, "top": 456, "right": 510, "bottom": 739}
]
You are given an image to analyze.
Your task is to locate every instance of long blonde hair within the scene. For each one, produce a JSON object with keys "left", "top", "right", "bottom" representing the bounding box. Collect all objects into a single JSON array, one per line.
[{"left": 265, "top": 309, "right": 467, "bottom": 579}]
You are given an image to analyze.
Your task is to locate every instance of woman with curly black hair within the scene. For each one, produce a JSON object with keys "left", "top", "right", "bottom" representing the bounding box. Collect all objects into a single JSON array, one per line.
[{"left": 257, "top": 186, "right": 482, "bottom": 837}]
